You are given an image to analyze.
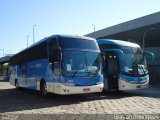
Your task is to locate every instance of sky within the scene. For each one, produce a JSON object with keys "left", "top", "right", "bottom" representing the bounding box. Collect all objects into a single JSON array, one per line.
[{"left": 0, "top": 0, "right": 160, "bottom": 56}]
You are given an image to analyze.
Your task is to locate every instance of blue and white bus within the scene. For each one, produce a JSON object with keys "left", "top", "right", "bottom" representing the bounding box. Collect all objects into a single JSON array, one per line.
[
  {"left": 9, "top": 35, "right": 103, "bottom": 95},
  {"left": 97, "top": 39, "right": 151, "bottom": 91}
]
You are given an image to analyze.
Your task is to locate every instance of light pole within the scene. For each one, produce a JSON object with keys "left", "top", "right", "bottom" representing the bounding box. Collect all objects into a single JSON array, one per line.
[
  {"left": 92, "top": 24, "right": 95, "bottom": 32},
  {"left": 33, "top": 25, "right": 36, "bottom": 43},
  {"left": 142, "top": 28, "right": 155, "bottom": 51},
  {"left": 27, "top": 36, "right": 29, "bottom": 48},
  {"left": 0, "top": 49, "right": 4, "bottom": 57}
]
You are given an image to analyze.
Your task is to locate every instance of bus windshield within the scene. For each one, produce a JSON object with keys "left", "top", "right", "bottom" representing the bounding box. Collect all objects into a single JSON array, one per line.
[
  {"left": 120, "top": 46, "right": 148, "bottom": 76},
  {"left": 62, "top": 50, "right": 102, "bottom": 77}
]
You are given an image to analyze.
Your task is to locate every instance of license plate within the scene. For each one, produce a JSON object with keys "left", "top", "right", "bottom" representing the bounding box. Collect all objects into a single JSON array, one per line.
[{"left": 83, "top": 88, "right": 90, "bottom": 92}]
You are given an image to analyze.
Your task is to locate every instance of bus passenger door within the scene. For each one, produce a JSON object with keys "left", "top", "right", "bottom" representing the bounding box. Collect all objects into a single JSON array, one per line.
[
  {"left": 48, "top": 38, "right": 61, "bottom": 92},
  {"left": 104, "top": 52, "right": 119, "bottom": 90}
]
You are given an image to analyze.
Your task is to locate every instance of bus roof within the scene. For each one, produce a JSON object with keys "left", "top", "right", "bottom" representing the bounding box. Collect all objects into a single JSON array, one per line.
[
  {"left": 30, "top": 34, "right": 95, "bottom": 47},
  {"left": 14, "top": 35, "right": 96, "bottom": 56},
  {"left": 97, "top": 39, "right": 140, "bottom": 48}
]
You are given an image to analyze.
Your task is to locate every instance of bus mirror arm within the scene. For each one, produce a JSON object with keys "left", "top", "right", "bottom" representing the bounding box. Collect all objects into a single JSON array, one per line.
[
  {"left": 54, "top": 47, "right": 62, "bottom": 61},
  {"left": 50, "top": 63, "right": 54, "bottom": 71},
  {"left": 143, "top": 51, "right": 155, "bottom": 62},
  {"left": 101, "top": 52, "right": 105, "bottom": 61},
  {"left": 58, "top": 47, "right": 62, "bottom": 61}
]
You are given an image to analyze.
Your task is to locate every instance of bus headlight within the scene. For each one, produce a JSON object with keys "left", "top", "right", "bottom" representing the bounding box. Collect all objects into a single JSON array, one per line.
[
  {"left": 130, "top": 81, "right": 139, "bottom": 84},
  {"left": 63, "top": 83, "right": 75, "bottom": 86},
  {"left": 121, "top": 78, "right": 139, "bottom": 84},
  {"left": 120, "top": 78, "right": 129, "bottom": 82},
  {"left": 96, "top": 81, "right": 103, "bottom": 85}
]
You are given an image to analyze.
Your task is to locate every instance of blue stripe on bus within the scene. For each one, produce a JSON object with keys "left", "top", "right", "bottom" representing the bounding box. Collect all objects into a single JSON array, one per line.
[
  {"left": 119, "top": 74, "right": 149, "bottom": 84},
  {"left": 62, "top": 75, "right": 103, "bottom": 86},
  {"left": 17, "top": 59, "right": 103, "bottom": 89}
]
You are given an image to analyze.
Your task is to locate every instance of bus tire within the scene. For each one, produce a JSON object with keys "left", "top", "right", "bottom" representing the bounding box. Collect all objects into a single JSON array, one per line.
[
  {"left": 15, "top": 79, "right": 20, "bottom": 89},
  {"left": 115, "top": 89, "right": 122, "bottom": 93},
  {"left": 40, "top": 80, "right": 48, "bottom": 97}
]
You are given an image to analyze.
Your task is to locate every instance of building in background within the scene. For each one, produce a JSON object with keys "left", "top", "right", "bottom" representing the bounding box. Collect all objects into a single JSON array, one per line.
[{"left": 86, "top": 11, "right": 160, "bottom": 86}]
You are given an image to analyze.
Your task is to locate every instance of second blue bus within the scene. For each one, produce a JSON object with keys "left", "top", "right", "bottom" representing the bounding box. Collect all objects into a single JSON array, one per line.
[{"left": 97, "top": 39, "right": 151, "bottom": 91}]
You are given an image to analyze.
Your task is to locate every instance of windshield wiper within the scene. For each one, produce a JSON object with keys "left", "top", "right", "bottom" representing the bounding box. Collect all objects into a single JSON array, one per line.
[{"left": 72, "top": 69, "right": 79, "bottom": 78}]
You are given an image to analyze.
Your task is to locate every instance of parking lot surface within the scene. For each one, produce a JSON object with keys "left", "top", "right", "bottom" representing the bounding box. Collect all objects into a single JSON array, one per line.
[{"left": 0, "top": 77, "right": 160, "bottom": 120}]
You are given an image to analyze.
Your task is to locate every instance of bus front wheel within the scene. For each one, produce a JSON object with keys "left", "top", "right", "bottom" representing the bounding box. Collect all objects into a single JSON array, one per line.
[
  {"left": 15, "top": 79, "right": 20, "bottom": 89},
  {"left": 40, "top": 81, "right": 48, "bottom": 96},
  {"left": 15, "top": 79, "right": 19, "bottom": 88}
]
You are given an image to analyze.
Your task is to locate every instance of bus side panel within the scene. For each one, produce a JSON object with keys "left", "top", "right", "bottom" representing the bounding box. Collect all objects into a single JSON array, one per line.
[
  {"left": 17, "top": 64, "right": 27, "bottom": 88},
  {"left": 45, "top": 62, "right": 61, "bottom": 93},
  {"left": 27, "top": 59, "right": 49, "bottom": 90}
]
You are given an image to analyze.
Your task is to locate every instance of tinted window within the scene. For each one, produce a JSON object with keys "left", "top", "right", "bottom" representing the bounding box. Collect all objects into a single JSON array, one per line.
[
  {"left": 10, "top": 41, "right": 47, "bottom": 65},
  {"left": 98, "top": 44, "right": 119, "bottom": 50},
  {"left": 59, "top": 37, "right": 99, "bottom": 50},
  {"left": 108, "top": 59, "right": 118, "bottom": 74}
]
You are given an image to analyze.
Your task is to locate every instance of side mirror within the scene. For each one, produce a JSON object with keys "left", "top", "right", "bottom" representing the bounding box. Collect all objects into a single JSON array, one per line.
[
  {"left": 101, "top": 52, "right": 105, "bottom": 61},
  {"left": 49, "top": 63, "right": 54, "bottom": 71},
  {"left": 143, "top": 51, "right": 155, "bottom": 62}
]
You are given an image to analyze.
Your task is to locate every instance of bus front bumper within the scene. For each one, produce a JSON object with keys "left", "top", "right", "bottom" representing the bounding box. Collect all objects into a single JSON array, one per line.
[
  {"left": 119, "top": 79, "right": 149, "bottom": 90},
  {"left": 52, "top": 83, "right": 104, "bottom": 95}
]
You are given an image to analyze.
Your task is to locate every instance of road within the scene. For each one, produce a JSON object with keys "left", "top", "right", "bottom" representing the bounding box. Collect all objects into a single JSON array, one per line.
[{"left": 0, "top": 77, "right": 160, "bottom": 120}]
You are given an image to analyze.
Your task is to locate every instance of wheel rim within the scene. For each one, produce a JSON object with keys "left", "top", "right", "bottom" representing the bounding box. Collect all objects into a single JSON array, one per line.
[
  {"left": 42, "top": 83, "right": 47, "bottom": 95},
  {"left": 15, "top": 81, "right": 18, "bottom": 88}
]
